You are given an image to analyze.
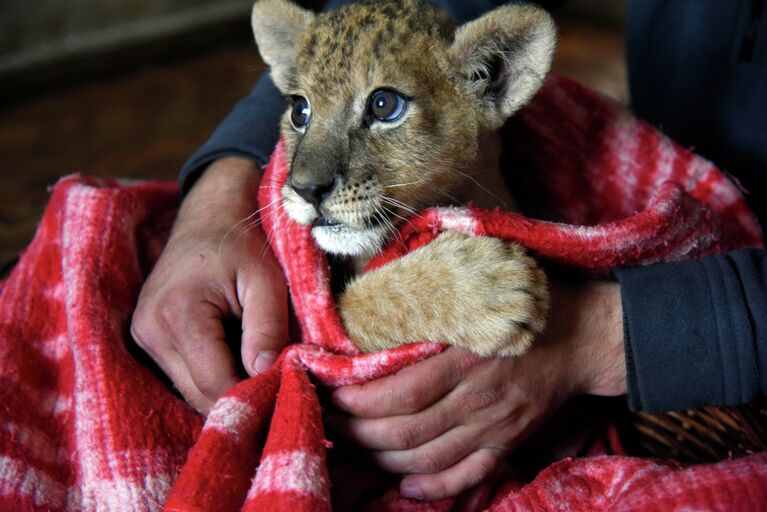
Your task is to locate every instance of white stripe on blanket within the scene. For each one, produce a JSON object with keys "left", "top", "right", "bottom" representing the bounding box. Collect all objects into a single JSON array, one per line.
[
  {"left": 204, "top": 396, "right": 257, "bottom": 439},
  {"left": 249, "top": 450, "right": 326, "bottom": 499}
]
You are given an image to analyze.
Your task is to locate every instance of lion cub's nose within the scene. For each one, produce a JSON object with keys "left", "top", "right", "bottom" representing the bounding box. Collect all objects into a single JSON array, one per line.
[{"left": 291, "top": 176, "right": 338, "bottom": 210}]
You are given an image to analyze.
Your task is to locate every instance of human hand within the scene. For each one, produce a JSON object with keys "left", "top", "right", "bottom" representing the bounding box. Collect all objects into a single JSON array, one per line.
[
  {"left": 131, "top": 157, "right": 288, "bottom": 414},
  {"left": 330, "top": 281, "right": 625, "bottom": 500}
]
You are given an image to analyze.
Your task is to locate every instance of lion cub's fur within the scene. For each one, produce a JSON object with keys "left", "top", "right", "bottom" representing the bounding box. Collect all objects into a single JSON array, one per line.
[{"left": 251, "top": 0, "right": 555, "bottom": 356}]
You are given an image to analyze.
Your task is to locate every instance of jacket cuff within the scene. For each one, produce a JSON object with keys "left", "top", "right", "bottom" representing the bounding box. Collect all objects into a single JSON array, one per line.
[{"left": 616, "top": 250, "right": 766, "bottom": 413}]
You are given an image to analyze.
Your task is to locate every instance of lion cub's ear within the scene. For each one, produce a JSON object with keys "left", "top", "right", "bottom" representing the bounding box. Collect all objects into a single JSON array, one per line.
[
  {"left": 451, "top": 4, "right": 556, "bottom": 128},
  {"left": 251, "top": 0, "right": 315, "bottom": 93}
]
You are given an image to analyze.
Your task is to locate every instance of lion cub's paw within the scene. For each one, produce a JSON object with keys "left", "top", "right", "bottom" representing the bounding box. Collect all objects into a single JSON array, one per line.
[{"left": 339, "top": 232, "right": 549, "bottom": 356}]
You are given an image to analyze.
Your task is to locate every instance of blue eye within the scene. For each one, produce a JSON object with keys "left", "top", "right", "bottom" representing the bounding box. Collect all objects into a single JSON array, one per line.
[
  {"left": 369, "top": 90, "right": 406, "bottom": 122},
  {"left": 290, "top": 96, "right": 311, "bottom": 131}
]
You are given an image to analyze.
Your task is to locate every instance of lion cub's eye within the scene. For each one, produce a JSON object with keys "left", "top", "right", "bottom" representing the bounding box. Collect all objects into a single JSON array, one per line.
[
  {"left": 289, "top": 96, "right": 311, "bottom": 131},
  {"left": 369, "top": 89, "right": 407, "bottom": 123}
]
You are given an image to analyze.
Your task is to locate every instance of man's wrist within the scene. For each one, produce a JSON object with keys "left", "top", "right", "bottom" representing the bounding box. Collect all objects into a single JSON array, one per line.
[
  {"left": 585, "top": 282, "right": 627, "bottom": 396},
  {"left": 179, "top": 157, "right": 262, "bottom": 221},
  {"left": 565, "top": 281, "right": 627, "bottom": 398}
]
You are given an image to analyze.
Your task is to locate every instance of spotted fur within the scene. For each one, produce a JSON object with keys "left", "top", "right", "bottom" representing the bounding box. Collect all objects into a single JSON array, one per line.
[{"left": 251, "top": 0, "right": 555, "bottom": 356}]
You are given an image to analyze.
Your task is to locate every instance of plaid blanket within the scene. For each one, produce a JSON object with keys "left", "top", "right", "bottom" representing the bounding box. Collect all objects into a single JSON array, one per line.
[{"left": 1, "top": 75, "right": 765, "bottom": 512}]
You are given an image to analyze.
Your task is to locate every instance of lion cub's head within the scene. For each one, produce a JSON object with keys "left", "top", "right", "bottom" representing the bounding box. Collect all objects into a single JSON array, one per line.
[{"left": 252, "top": 0, "right": 555, "bottom": 256}]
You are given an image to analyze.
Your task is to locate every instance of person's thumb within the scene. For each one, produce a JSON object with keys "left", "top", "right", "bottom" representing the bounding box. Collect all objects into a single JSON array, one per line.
[{"left": 240, "top": 257, "right": 289, "bottom": 376}]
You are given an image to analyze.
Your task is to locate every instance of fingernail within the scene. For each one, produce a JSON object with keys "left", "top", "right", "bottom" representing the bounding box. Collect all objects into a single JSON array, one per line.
[
  {"left": 401, "top": 483, "right": 423, "bottom": 500},
  {"left": 253, "top": 351, "right": 277, "bottom": 374}
]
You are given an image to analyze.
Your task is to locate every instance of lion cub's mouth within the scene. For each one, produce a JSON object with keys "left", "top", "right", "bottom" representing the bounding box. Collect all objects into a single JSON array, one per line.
[
  {"left": 310, "top": 218, "right": 390, "bottom": 256},
  {"left": 282, "top": 182, "right": 398, "bottom": 256},
  {"left": 312, "top": 216, "right": 342, "bottom": 228}
]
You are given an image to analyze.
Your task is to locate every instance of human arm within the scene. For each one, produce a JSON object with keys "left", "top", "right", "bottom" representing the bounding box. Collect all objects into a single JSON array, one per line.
[
  {"left": 330, "top": 280, "right": 625, "bottom": 500},
  {"left": 329, "top": 249, "right": 767, "bottom": 499},
  {"left": 620, "top": 0, "right": 767, "bottom": 412},
  {"left": 131, "top": 157, "right": 288, "bottom": 414}
]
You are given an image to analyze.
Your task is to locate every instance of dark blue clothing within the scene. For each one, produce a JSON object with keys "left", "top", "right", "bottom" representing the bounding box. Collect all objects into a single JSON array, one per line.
[
  {"left": 619, "top": 250, "right": 767, "bottom": 411},
  {"left": 627, "top": 0, "right": 767, "bottom": 224},
  {"left": 617, "top": 0, "right": 767, "bottom": 412},
  {"left": 180, "top": 0, "right": 767, "bottom": 413}
]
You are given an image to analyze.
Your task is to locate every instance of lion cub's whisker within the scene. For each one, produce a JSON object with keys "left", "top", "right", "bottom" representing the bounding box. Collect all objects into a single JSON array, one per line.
[
  {"left": 378, "top": 203, "right": 410, "bottom": 223},
  {"left": 217, "top": 197, "right": 280, "bottom": 257},
  {"left": 372, "top": 204, "right": 399, "bottom": 234},
  {"left": 434, "top": 189, "right": 461, "bottom": 205},
  {"left": 379, "top": 195, "right": 418, "bottom": 216},
  {"left": 379, "top": 204, "right": 418, "bottom": 238},
  {"left": 257, "top": 209, "right": 292, "bottom": 264},
  {"left": 259, "top": 211, "right": 288, "bottom": 263},
  {"left": 383, "top": 179, "right": 427, "bottom": 189},
  {"left": 454, "top": 170, "right": 509, "bottom": 210}
]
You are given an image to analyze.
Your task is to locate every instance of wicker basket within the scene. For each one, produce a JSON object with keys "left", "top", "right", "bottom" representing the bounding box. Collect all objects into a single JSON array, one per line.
[{"left": 621, "top": 401, "right": 767, "bottom": 463}]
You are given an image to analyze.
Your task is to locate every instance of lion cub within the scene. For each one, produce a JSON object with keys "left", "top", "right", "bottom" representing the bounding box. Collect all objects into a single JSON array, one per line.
[{"left": 252, "top": 0, "right": 555, "bottom": 356}]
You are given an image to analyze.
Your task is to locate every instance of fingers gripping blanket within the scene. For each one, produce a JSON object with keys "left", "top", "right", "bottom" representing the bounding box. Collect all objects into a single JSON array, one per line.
[{"left": 1, "top": 75, "right": 765, "bottom": 512}]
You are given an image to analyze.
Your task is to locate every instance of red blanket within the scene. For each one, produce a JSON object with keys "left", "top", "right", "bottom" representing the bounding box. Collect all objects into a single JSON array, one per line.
[{"left": 1, "top": 75, "right": 765, "bottom": 511}]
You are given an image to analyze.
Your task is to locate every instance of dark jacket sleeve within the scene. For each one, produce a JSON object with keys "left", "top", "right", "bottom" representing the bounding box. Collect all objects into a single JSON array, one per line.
[
  {"left": 618, "top": 0, "right": 767, "bottom": 413},
  {"left": 178, "top": 74, "right": 284, "bottom": 195},
  {"left": 178, "top": 0, "right": 546, "bottom": 194},
  {"left": 617, "top": 250, "right": 767, "bottom": 413}
]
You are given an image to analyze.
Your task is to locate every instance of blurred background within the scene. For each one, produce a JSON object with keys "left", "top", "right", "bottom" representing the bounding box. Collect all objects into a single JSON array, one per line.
[{"left": 0, "top": 0, "right": 626, "bottom": 273}]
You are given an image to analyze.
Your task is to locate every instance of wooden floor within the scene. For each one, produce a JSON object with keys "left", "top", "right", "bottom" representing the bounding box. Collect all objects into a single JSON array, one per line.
[{"left": 0, "top": 16, "right": 625, "bottom": 272}]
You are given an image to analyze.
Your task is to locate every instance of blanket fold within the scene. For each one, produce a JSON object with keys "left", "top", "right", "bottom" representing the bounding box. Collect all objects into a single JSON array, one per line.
[{"left": 1, "top": 75, "right": 765, "bottom": 512}]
